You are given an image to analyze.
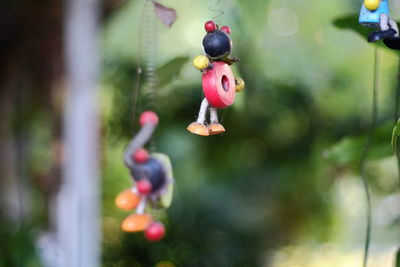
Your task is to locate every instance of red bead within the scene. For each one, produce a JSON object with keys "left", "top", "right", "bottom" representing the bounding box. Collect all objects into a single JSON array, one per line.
[
  {"left": 204, "top": 21, "right": 217, "bottom": 33},
  {"left": 144, "top": 222, "right": 165, "bottom": 242},
  {"left": 139, "top": 111, "right": 159, "bottom": 126},
  {"left": 137, "top": 179, "right": 152, "bottom": 195},
  {"left": 133, "top": 148, "right": 149, "bottom": 163},
  {"left": 220, "top": 26, "right": 231, "bottom": 35}
]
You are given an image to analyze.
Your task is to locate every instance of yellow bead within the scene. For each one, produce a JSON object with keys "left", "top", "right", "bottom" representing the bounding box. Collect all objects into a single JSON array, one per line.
[
  {"left": 364, "top": 0, "right": 380, "bottom": 11},
  {"left": 235, "top": 77, "right": 245, "bottom": 92},
  {"left": 193, "top": 55, "right": 209, "bottom": 70}
]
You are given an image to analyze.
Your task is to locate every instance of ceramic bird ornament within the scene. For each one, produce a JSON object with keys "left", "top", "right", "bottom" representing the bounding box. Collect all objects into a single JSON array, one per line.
[
  {"left": 359, "top": 0, "right": 400, "bottom": 49},
  {"left": 187, "top": 21, "right": 245, "bottom": 136}
]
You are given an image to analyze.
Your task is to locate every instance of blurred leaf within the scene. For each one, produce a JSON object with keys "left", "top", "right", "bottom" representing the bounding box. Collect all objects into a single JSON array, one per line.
[
  {"left": 153, "top": 2, "right": 177, "bottom": 28},
  {"left": 333, "top": 14, "right": 371, "bottom": 38},
  {"left": 156, "top": 56, "right": 189, "bottom": 87},
  {"left": 333, "top": 14, "right": 399, "bottom": 50},
  {"left": 396, "top": 247, "right": 400, "bottom": 267},
  {"left": 391, "top": 119, "right": 400, "bottom": 154},
  {"left": 325, "top": 137, "right": 363, "bottom": 165},
  {"left": 324, "top": 123, "right": 392, "bottom": 165}
]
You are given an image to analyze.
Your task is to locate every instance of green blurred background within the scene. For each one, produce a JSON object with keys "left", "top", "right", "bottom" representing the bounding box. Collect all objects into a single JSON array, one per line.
[{"left": 1, "top": 0, "right": 400, "bottom": 266}]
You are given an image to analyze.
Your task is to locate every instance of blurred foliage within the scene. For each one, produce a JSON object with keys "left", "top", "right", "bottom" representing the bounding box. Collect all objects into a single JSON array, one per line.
[
  {"left": 0, "top": 222, "right": 41, "bottom": 267},
  {"left": 156, "top": 56, "right": 189, "bottom": 88},
  {"left": 100, "top": 0, "right": 400, "bottom": 266},
  {"left": 333, "top": 14, "right": 400, "bottom": 51},
  {"left": 333, "top": 14, "right": 372, "bottom": 38},
  {"left": 392, "top": 119, "right": 400, "bottom": 154},
  {"left": 325, "top": 122, "right": 393, "bottom": 166},
  {"left": 1, "top": 0, "right": 400, "bottom": 266}
]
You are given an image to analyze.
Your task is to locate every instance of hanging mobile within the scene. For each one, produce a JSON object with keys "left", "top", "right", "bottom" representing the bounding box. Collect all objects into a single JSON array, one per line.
[
  {"left": 187, "top": 21, "right": 245, "bottom": 136},
  {"left": 359, "top": 0, "right": 400, "bottom": 49},
  {"left": 115, "top": 111, "right": 174, "bottom": 242}
]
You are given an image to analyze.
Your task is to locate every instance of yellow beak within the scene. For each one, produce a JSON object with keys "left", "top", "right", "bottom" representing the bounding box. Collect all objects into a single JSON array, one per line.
[{"left": 364, "top": 0, "right": 380, "bottom": 11}]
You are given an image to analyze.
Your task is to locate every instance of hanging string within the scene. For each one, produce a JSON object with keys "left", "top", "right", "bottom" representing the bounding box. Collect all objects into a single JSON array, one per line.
[
  {"left": 208, "top": 0, "right": 228, "bottom": 124},
  {"left": 359, "top": 46, "right": 379, "bottom": 267},
  {"left": 394, "top": 56, "right": 400, "bottom": 187},
  {"left": 208, "top": 0, "right": 224, "bottom": 21},
  {"left": 143, "top": 1, "right": 158, "bottom": 111},
  {"left": 203, "top": 0, "right": 226, "bottom": 111},
  {"left": 130, "top": 0, "right": 161, "bottom": 221},
  {"left": 131, "top": 0, "right": 159, "bottom": 151},
  {"left": 143, "top": 0, "right": 158, "bottom": 152},
  {"left": 131, "top": 1, "right": 151, "bottom": 134},
  {"left": 394, "top": 58, "right": 400, "bottom": 122}
]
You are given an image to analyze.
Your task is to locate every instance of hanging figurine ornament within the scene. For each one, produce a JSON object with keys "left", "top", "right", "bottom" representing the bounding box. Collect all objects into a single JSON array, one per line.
[
  {"left": 359, "top": 0, "right": 400, "bottom": 50},
  {"left": 187, "top": 21, "right": 245, "bottom": 136},
  {"left": 115, "top": 111, "right": 174, "bottom": 242}
]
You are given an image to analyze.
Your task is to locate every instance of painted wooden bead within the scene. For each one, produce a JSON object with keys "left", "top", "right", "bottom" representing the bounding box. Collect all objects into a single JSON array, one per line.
[
  {"left": 139, "top": 111, "right": 159, "bottom": 126},
  {"left": 235, "top": 77, "right": 245, "bottom": 92},
  {"left": 121, "top": 213, "right": 152, "bottom": 232},
  {"left": 115, "top": 189, "right": 141, "bottom": 211},
  {"left": 220, "top": 26, "right": 231, "bottom": 35},
  {"left": 364, "top": 0, "right": 380, "bottom": 10},
  {"left": 137, "top": 179, "right": 152, "bottom": 195},
  {"left": 193, "top": 55, "right": 209, "bottom": 70},
  {"left": 204, "top": 20, "right": 217, "bottom": 33},
  {"left": 202, "top": 30, "right": 231, "bottom": 58},
  {"left": 131, "top": 157, "right": 167, "bottom": 193},
  {"left": 133, "top": 148, "right": 149, "bottom": 163},
  {"left": 202, "top": 61, "right": 236, "bottom": 108},
  {"left": 144, "top": 222, "right": 165, "bottom": 242}
]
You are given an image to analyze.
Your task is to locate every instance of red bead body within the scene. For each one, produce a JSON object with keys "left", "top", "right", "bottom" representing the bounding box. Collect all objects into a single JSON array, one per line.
[{"left": 202, "top": 62, "right": 236, "bottom": 108}]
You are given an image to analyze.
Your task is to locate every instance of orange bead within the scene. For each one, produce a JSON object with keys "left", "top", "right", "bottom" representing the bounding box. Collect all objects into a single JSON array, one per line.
[
  {"left": 121, "top": 213, "right": 152, "bottom": 232},
  {"left": 115, "top": 189, "right": 141, "bottom": 211}
]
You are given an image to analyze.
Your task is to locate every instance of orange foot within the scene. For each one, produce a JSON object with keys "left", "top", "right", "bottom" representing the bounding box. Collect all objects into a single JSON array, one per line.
[
  {"left": 208, "top": 123, "right": 225, "bottom": 135},
  {"left": 121, "top": 213, "right": 152, "bottom": 232},
  {"left": 187, "top": 122, "right": 209, "bottom": 136},
  {"left": 115, "top": 189, "right": 141, "bottom": 211}
]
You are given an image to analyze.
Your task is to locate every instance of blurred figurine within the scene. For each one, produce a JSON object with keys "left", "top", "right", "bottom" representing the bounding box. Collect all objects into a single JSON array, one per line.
[
  {"left": 115, "top": 111, "right": 174, "bottom": 242},
  {"left": 187, "top": 21, "right": 245, "bottom": 136},
  {"left": 359, "top": 0, "right": 400, "bottom": 49}
]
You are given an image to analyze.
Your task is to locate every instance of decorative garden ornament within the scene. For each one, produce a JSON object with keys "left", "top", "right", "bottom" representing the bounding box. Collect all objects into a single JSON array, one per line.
[
  {"left": 115, "top": 111, "right": 174, "bottom": 242},
  {"left": 187, "top": 21, "right": 245, "bottom": 136}
]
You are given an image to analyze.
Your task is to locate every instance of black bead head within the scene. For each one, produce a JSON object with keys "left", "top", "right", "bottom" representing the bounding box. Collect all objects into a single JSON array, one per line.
[
  {"left": 202, "top": 29, "right": 232, "bottom": 58},
  {"left": 130, "top": 157, "right": 166, "bottom": 193}
]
